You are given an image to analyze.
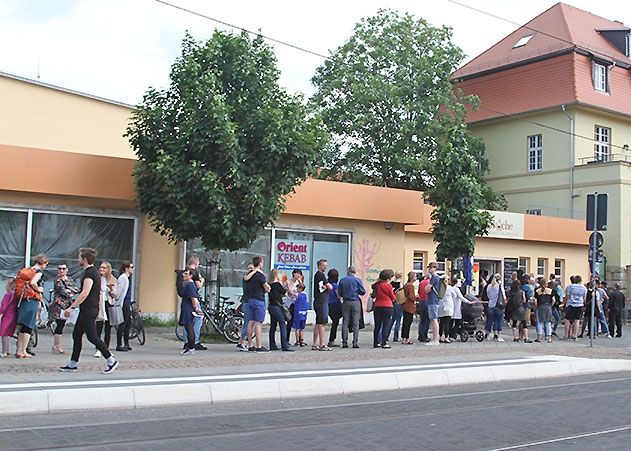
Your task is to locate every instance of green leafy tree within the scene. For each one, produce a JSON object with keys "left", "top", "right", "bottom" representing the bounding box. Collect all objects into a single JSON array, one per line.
[
  {"left": 311, "top": 9, "right": 504, "bottom": 266},
  {"left": 126, "top": 31, "right": 326, "bottom": 301}
]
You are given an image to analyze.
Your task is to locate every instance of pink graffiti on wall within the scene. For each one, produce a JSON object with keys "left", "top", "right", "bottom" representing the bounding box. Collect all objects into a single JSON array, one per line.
[{"left": 353, "top": 238, "right": 382, "bottom": 311}]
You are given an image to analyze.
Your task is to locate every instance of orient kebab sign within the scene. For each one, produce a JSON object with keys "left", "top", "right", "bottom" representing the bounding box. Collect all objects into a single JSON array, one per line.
[{"left": 274, "top": 240, "right": 311, "bottom": 270}]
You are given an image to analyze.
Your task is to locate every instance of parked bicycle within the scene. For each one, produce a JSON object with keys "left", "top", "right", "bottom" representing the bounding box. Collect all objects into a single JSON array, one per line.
[
  {"left": 175, "top": 295, "right": 244, "bottom": 343},
  {"left": 127, "top": 302, "right": 146, "bottom": 346}
]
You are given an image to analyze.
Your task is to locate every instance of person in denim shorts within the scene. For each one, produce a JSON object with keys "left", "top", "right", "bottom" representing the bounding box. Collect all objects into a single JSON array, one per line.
[{"left": 243, "top": 256, "right": 271, "bottom": 352}]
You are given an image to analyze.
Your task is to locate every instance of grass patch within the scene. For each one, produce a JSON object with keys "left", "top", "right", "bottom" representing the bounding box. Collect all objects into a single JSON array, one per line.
[{"left": 143, "top": 316, "right": 178, "bottom": 328}]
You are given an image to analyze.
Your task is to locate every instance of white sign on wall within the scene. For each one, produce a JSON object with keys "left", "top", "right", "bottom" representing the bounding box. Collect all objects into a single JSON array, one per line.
[{"left": 483, "top": 211, "right": 525, "bottom": 240}]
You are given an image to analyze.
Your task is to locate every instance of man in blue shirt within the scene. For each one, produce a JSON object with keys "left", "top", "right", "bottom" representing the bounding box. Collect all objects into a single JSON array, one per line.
[
  {"left": 337, "top": 266, "right": 366, "bottom": 348},
  {"left": 424, "top": 262, "right": 441, "bottom": 346}
]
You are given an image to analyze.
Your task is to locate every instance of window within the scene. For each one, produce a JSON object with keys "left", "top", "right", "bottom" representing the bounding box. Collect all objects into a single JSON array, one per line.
[
  {"left": 527, "top": 134, "right": 543, "bottom": 172},
  {"left": 436, "top": 260, "right": 447, "bottom": 276},
  {"left": 513, "top": 35, "right": 533, "bottom": 48},
  {"left": 592, "top": 62, "right": 608, "bottom": 92},
  {"left": 537, "top": 258, "right": 547, "bottom": 278},
  {"left": 554, "top": 259, "right": 564, "bottom": 280},
  {"left": 594, "top": 126, "right": 611, "bottom": 162},
  {"left": 518, "top": 257, "right": 529, "bottom": 275},
  {"left": 412, "top": 251, "right": 425, "bottom": 276}
]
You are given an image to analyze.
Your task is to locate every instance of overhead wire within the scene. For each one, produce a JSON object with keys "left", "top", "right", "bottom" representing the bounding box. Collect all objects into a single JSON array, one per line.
[
  {"left": 154, "top": 0, "right": 330, "bottom": 59},
  {"left": 155, "top": 0, "right": 628, "bottom": 151}
]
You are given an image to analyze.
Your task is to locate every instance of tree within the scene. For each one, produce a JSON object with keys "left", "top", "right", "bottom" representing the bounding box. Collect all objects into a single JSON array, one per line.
[
  {"left": 311, "top": 9, "right": 504, "bottom": 267},
  {"left": 126, "top": 31, "right": 326, "bottom": 302}
]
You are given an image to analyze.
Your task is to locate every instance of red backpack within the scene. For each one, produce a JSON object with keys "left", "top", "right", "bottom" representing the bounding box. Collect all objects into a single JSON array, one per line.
[{"left": 14, "top": 267, "right": 41, "bottom": 302}]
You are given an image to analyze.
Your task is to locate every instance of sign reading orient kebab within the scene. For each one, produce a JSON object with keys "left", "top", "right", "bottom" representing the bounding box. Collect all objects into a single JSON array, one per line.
[{"left": 274, "top": 240, "right": 311, "bottom": 271}]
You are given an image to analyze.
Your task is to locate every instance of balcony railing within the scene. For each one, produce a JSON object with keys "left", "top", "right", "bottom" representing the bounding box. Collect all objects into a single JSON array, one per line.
[{"left": 578, "top": 153, "right": 631, "bottom": 165}]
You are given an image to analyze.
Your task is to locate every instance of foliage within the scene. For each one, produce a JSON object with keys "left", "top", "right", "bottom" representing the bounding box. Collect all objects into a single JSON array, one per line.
[
  {"left": 311, "top": 9, "right": 505, "bottom": 263},
  {"left": 126, "top": 31, "right": 326, "bottom": 251}
]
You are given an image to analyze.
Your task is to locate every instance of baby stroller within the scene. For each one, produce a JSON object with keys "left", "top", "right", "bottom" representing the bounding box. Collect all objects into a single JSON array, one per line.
[{"left": 460, "top": 297, "right": 485, "bottom": 342}]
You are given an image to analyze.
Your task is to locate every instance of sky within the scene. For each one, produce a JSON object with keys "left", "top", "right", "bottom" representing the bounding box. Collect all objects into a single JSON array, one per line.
[{"left": 1, "top": 0, "right": 629, "bottom": 105}]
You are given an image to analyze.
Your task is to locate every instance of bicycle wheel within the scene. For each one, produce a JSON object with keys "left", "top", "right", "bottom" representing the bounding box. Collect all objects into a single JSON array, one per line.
[
  {"left": 223, "top": 316, "right": 243, "bottom": 343},
  {"left": 128, "top": 323, "right": 138, "bottom": 340},
  {"left": 137, "top": 325, "right": 146, "bottom": 346},
  {"left": 31, "top": 327, "right": 38, "bottom": 348},
  {"left": 175, "top": 324, "right": 184, "bottom": 342}
]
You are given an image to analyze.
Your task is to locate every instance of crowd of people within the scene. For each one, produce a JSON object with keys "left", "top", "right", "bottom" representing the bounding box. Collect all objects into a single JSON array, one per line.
[
  {"left": 177, "top": 256, "right": 627, "bottom": 354},
  {"left": 0, "top": 249, "right": 135, "bottom": 374}
]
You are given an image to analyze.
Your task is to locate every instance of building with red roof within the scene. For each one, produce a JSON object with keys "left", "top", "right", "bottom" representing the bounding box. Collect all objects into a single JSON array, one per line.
[{"left": 453, "top": 2, "right": 631, "bottom": 284}]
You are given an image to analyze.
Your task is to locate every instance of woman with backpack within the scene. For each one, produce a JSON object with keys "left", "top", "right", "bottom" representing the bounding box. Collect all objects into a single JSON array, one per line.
[{"left": 15, "top": 254, "right": 48, "bottom": 358}]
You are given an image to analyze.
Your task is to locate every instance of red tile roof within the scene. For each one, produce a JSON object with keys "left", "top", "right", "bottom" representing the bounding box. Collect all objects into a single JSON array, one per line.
[
  {"left": 453, "top": 2, "right": 630, "bottom": 80},
  {"left": 453, "top": 3, "right": 631, "bottom": 123}
]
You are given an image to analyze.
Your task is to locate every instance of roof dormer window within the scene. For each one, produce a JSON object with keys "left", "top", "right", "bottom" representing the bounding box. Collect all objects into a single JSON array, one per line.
[
  {"left": 513, "top": 35, "right": 534, "bottom": 48},
  {"left": 592, "top": 61, "right": 609, "bottom": 93}
]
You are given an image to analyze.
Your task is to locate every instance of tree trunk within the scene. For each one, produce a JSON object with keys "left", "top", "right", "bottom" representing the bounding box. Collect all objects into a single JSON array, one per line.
[{"left": 208, "top": 249, "right": 221, "bottom": 310}]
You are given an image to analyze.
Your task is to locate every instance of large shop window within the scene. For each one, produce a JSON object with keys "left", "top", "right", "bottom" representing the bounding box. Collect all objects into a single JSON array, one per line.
[
  {"left": 186, "top": 229, "right": 351, "bottom": 305},
  {"left": 0, "top": 209, "right": 135, "bottom": 292}
]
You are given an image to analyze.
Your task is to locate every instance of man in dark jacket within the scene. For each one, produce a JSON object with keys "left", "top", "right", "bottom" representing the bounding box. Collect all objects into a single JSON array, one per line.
[{"left": 608, "top": 283, "right": 625, "bottom": 338}]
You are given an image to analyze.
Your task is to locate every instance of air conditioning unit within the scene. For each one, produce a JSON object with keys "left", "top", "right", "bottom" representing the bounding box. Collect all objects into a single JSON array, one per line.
[{"left": 526, "top": 209, "right": 542, "bottom": 215}]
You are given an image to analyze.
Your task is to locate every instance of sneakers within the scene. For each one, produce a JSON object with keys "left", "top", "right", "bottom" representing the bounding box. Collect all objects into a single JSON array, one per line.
[
  {"left": 236, "top": 343, "right": 248, "bottom": 351},
  {"left": 281, "top": 348, "right": 294, "bottom": 352},
  {"left": 352, "top": 344, "right": 360, "bottom": 349},
  {"left": 248, "top": 347, "right": 257, "bottom": 352},
  {"left": 424, "top": 341, "right": 440, "bottom": 346},
  {"left": 194, "top": 343, "right": 208, "bottom": 350},
  {"left": 342, "top": 343, "right": 349, "bottom": 349},
  {"left": 94, "top": 350, "right": 102, "bottom": 358},
  {"left": 524, "top": 339, "right": 533, "bottom": 343},
  {"left": 181, "top": 348, "right": 195, "bottom": 356},
  {"left": 102, "top": 360, "right": 119, "bottom": 374},
  {"left": 327, "top": 341, "right": 340, "bottom": 347},
  {"left": 255, "top": 347, "right": 271, "bottom": 353},
  {"left": 59, "top": 365, "right": 78, "bottom": 372},
  {"left": 496, "top": 336, "right": 505, "bottom": 342},
  {"left": 382, "top": 344, "right": 391, "bottom": 349},
  {"left": 115, "top": 346, "right": 128, "bottom": 352}
]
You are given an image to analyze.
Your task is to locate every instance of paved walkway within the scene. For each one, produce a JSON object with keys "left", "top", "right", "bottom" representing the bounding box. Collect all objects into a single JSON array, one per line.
[{"left": 1, "top": 324, "right": 630, "bottom": 381}]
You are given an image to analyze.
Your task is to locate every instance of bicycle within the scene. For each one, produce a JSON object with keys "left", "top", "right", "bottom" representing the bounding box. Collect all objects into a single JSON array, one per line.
[
  {"left": 175, "top": 295, "right": 244, "bottom": 343},
  {"left": 127, "top": 302, "right": 146, "bottom": 345}
]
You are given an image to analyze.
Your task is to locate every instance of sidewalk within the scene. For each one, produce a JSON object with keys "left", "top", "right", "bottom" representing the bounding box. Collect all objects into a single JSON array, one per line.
[{"left": 1, "top": 325, "right": 630, "bottom": 415}]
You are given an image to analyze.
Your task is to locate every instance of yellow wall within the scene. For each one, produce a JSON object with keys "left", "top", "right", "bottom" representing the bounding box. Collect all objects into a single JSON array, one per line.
[
  {"left": 278, "top": 214, "right": 405, "bottom": 287},
  {"left": 0, "top": 75, "right": 134, "bottom": 159},
  {"left": 573, "top": 106, "right": 631, "bottom": 162}
]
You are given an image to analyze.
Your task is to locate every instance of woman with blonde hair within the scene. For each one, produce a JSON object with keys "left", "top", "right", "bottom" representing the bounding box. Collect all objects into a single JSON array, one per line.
[{"left": 94, "top": 261, "right": 116, "bottom": 357}]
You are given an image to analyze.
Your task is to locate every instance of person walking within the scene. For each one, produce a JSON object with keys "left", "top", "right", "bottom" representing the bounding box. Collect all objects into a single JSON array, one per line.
[
  {"left": 15, "top": 254, "right": 47, "bottom": 359},
  {"left": 95, "top": 262, "right": 116, "bottom": 358},
  {"left": 327, "top": 269, "right": 342, "bottom": 347},
  {"left": 484, "top": 273, "right": 506, "bottom": 342},
  {"left": 267, "top": 269, "right": 292, "bottom": 352},
  {"left": 372, "top": 269, "right": 396, "bottom": 348},
  {"left": 534, "top": 278, "right": 555, "bottom": 343},
  {"left": 424, "top": 263, "right": 442, "bottom": 346},
  {"left": 388, "top": 272, "right": 403, "bottom": 342},
  {"left": 608, "top": 283, "right": 625, "bottom": 338},
  {"left": 337, "top": 266, "right": 365, "bottom": 349},
  {"left": 400, "top": 272, "right": 417, "bottom": 344},
  {"left": 59, "top": 248, "right": 118, "bottom": 373},
  {"left": 115, "top": 261, "right": 134, "bottom": 352},
  {"left": 312, "top": 259, "right": 332, "bottom": 351},
  {"left": 50, "top": 263, "right": 79, "bottom": 354},
  {"left": 417, "top": 273, "right": 430, "bottom": 342}
]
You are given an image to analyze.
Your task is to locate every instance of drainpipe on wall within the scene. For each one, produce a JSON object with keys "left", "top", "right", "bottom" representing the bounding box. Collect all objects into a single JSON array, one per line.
[{"left": 561, "top": 105, "right": 575, "bottom": 219}]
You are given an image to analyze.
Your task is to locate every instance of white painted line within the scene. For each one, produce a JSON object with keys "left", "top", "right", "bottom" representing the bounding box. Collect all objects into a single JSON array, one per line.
[
  {"left": 0, "top": 357, "right": 550, "bottom": 390},
  {"left": 490, "top": 425, "right": 631, "bottom": 450}
]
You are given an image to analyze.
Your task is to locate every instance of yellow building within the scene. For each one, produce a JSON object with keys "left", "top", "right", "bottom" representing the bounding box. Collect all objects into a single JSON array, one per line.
[
  {"left": 453, "top": 3, "right": 631, "bottom": 286},
  {"left": 0, "top": 70, "right": 590, "bottom": 318}
]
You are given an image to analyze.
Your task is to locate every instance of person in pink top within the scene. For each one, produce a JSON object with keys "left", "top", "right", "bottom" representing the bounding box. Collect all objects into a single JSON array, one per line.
[
  {"left": 372, "top": 269, "right": 396, "bottom": 349},
  {"left": 0, "top": 278, "right": 18, "bottom": 358}
]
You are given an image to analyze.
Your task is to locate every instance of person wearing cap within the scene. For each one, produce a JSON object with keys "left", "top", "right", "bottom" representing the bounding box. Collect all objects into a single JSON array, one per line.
[{"left": 337, "top": 266, "right": 366, "bottom": 349}]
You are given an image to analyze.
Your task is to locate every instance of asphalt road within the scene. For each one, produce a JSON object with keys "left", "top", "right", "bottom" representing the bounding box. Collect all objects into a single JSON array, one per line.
[{"left": 2, "top": 372, "right": 630, "bottom": 450}]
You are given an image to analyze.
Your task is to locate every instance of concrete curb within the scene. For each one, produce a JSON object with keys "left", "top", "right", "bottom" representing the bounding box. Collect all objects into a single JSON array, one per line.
[{"left": 1, "top": 355, "right": 630, "bottom": 415}]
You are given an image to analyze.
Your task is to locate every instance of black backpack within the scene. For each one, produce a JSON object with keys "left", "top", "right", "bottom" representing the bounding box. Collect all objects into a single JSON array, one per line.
[{"left": 175, "top": 269, "right": 185, "bottom": 297}]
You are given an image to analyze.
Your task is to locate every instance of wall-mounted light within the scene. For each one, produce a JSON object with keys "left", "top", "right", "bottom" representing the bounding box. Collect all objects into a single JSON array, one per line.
[
  {"left": 384, "top": 221, "right": 394, "bottom": 231},
  {"left": 623, "top": 144, "right": 629, "bottom": 151}
]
